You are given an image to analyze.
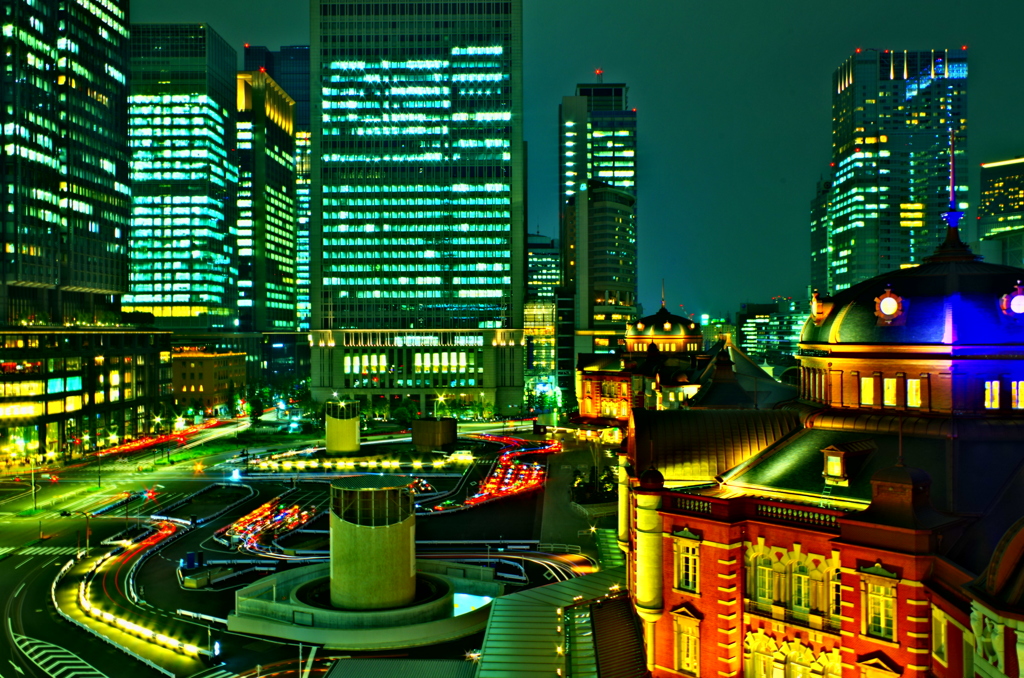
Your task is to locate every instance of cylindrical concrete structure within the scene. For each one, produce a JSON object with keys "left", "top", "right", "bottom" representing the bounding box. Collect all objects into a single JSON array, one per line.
[
  {"left": 617, "top": 455, "right": 631, "bottom": 552},
  {"left": 330, "top": 475, "right": 416, "bottom": 610},
  {"left": 634, "top": 491, "right": 664, "bottom": 622},
  {"left": 325, "top": 401, "right": 360, "bottom": 454}
]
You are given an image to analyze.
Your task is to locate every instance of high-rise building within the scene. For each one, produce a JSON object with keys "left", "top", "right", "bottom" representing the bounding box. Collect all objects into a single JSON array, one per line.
[
  {"left": 525, "top": 234, "right": 559, "bottom": 408},
  {"left": 1, "top": 0, "right": 131, "bottom": 326},
  {"left": 0, "top": 0, "right": 174, "bottom": 462},
  {"left": 236, "top": 71, "right": 297, "bottom": 332},
  {"left": 244, "top": 45, "right": 313, "bottom": 331},
  {"left": 555, "top": 80, "right": 638, "bottom": 402},
  {"left": 557, "top": 78, "right": 637, "bottom": 206},
  {"left": 310, "top": 0, "right": 525, "bottom": 416},
  {"left": 819, "top": 48, "right": 967, "bottom": 293},
  {"left": 978, "top": 156, "right": 1024, "bottom": 267},
  {"left": 124, "top": 24, "right": 240, "bottom": 329},
  {"left": 809, "top": 177, "right": 831, "bottom": 294}
]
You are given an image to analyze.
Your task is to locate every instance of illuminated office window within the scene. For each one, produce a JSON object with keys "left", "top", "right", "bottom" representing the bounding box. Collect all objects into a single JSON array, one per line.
[
  {"left": 907, "top": 378, "right": 922, "bottom": 408},
  {"left": 985, "top": 380, "right": 1000, "bottom": 409}
]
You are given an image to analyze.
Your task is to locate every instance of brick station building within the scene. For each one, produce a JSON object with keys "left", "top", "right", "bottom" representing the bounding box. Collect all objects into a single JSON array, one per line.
[{"left": 618, "top": 224, "right": 1024, "bottom": 677}]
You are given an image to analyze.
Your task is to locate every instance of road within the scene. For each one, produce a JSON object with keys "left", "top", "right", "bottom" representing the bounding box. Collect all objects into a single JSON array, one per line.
[{"left": 0, "top": 422, "right": 604, "bottom": 678}]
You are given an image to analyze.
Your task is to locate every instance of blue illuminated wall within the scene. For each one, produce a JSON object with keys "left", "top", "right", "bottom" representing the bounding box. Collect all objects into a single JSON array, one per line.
[{"left": 125, "top": 24, "right": 239, "bottom": 329}]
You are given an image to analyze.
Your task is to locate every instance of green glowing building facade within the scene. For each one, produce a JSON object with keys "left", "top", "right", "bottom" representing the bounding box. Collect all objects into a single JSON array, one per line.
[
  {"left": 310, "top": 0, "right": 525, "bottom": 415},
  {"left": 819, "top": 48, "right": 968, "bottom": 293},
  {"left": 978, "top": 156, "right": 1024, "bottom": 267},
  {"left": 0, "top": 0, "right": 131, "bottom": 326},
  {"left": 236, "top": 70, "right": 297, "bottom": 332},
  {"left": 125, "top": 24, "right": 240, "bottom": 329}
]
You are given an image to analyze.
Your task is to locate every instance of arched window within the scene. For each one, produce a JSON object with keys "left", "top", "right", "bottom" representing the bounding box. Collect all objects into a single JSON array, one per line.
[{"left": 791, "top": 564, "right": 810, "bottom": 613}]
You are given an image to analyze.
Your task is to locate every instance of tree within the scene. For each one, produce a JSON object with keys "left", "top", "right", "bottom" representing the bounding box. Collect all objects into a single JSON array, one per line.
[{"left": 248, "top": 394, "right": 265, "bottom": 427}]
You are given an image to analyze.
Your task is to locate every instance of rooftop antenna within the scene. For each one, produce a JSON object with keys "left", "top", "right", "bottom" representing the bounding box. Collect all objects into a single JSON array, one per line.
[
  {"left": 925, "top": 128, "right": 978, "bottom": 262},
  {"left": 595, "top": 68, "right": 604, "bottom": 83}
]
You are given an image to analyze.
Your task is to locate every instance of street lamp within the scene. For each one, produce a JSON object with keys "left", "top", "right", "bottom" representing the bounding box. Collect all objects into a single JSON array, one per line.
[
  {"left": 73, "top": 510, "right": 92, "bottom": 556},
  {"left": 434, "top": 394, "right": 446, "bottom": 417}
]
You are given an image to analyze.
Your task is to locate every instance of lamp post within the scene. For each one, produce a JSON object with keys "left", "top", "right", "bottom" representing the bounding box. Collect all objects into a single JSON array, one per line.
[{"left": 74, "top": 510, "right": 91, "bottom": 556}]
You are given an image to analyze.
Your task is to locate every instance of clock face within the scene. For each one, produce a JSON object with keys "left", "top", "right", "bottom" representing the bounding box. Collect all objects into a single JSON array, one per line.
[
  {"left": 879, "top": 296, "right": 899, "bottom": 316},
  {"left": 1012, "top": 294, "right": 1024, "bottom": 315}
]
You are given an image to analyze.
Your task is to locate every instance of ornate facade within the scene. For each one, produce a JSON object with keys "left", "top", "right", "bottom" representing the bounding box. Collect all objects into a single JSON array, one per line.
[{"left": 620, "top": 225, "right": 1024, "bottom": 677}]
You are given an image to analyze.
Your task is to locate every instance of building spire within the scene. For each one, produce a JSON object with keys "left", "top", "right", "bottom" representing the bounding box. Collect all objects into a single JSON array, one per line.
[
  {"left": 925, "top": 128, "right": 979, "bottom": 262},
  {"left": 661, "top": 279, "right": 666, "bottom": 308}
]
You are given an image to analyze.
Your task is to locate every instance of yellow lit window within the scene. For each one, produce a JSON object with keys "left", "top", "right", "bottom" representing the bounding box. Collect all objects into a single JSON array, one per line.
[
  {"left": 1012, "top": 381, "right": 1024, "bottom": 409},
  {"left": 826, "top": 455, "right": 843, "bottom": 477},
  {"left": 907, "top": 379, "right": 921, "bottom": 408},
  {"left": 675, "top": 622, "right": 699, "bottom": 676},
  {"left": 985, "top": 380, "right": 1000, "bottom": 409},
  {"left": 883, "top": 378, "right": 896, "bottom": 406},
  {"left": 860, "top": 377, "right": 874, "bottom": 406}
]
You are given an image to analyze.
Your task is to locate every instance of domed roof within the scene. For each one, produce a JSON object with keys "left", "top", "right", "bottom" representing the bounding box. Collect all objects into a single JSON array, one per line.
[
  {"left": 802, "top": 237, "right": 1024, "bottom": 346},
  {"left": 628, "top": 305, "right": 701, "bottom": 338}
]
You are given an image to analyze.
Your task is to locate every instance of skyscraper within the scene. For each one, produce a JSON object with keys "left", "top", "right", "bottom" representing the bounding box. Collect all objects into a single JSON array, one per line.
[
  {"left": 525, "top": 233, "right": 559, "bottom": 407},
  {"left": 555, "top": 79, "right": 637, "bottom": 401},
  {"left": 310, "top": 0, "right": 525, "bottom": 415},
  {"left": 818, "top": 48, "right": 968, "bottom": 293},
  {"left": 124, "top": 24, "right": 239, "bottom": 329},
  {"left": 978, "top": 156, "right": 1024, "bottom": 267},
  {"left": 809, "top": 177, "right": 831, "bottom": 294},
  {"left": 1, "top": 0, "right": 131, "bottom": 326},
  {"left": 236, "top": 70, "right": 297, "bottom": 332},
  {"left": 0, "top": 0, "right": 173, "bottom": 463},
  {"left": 557, "top": 79, "right": 637, "bottom": 207},
  {"left": 244, "top": 45, "right": 313, "bottom": 331}
]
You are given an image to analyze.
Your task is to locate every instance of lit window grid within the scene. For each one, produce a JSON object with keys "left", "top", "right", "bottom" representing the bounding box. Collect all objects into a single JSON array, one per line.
[
  {"left": 318, "top": 52, "right": 516, "bottom": 328},
  {"left": 125, "top": 93, "right": 239, "bottom": 320}
]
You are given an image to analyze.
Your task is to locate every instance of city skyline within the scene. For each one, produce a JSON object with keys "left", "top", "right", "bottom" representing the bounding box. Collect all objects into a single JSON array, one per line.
[{"left": 130, "top": 0, "right": 1024, "bottom": 317}]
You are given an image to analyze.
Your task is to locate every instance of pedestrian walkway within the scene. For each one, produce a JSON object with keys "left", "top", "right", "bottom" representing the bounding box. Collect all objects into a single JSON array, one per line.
[
  {"left": 19, "top": 545, "right": 81, "bottom": 555},
  {"left": 14, "top": 633, "right": 108, "bottom": 678},
  {"left": 189, "top": 667, "right": 236, "bottom": 678}
]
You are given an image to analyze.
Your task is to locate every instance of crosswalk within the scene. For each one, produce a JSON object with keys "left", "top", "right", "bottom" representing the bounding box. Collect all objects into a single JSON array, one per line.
[
  {"left": 191, "top": 668, "right": 236, "bottom": 678},
  {"left": 0, "top": 545, "right": 81, "bottom": 556},
  {"left": 14, "top": 632, "right": 108, "bottom": 677}
]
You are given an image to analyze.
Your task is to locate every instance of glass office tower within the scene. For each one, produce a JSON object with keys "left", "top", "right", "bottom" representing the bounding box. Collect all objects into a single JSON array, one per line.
[
  {"left": 525, "top": 233, "right": 559, "bottom": 408},
  {"left": 556, "top": 80, "right": 637, "bottom": 403},
  {"left": 820, "top": 48, "right": 968, "bottom": 293},
  {"left": 978, "top": 156, "right": 1024, "bottom": 267},
  {"left": 0, "top": 0, "right": 174, "bottom": 462},
  {"left": 244, "top": 45, "right": 313, "bottom": 330},
  {"left": 236, "top": 71, "right": 297, "bottom": 331},
  {"left": 124, "top": 24, "right": 240, "bottom": 329},
  {"left": 310, "top": 0, "right": 525, "bottom": 416},
  {"left": 0, "top": 0, "right": 131, "bottom": 326}
]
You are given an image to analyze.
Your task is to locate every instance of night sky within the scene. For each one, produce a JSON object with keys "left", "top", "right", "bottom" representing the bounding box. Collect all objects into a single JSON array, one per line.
[{"left": 131, "top": 0, "right": 1024, "bottom": 319}]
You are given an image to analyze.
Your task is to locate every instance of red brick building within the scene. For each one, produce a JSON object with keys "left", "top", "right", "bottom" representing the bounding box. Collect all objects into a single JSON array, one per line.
[
  {"left": 577, "top": 305, "right": 795, "bottom": 431},
  {"left": 620, "top": 229, "right": 1024, "bottom": 677}
]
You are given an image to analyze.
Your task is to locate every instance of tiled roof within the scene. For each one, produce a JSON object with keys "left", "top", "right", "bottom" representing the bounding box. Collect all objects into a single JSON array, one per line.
[
  {"left": 631, "top": 408, "right": 801, "bottom": 483},
  {"left": 475, "top": 566, "right": 627, "bottom": 678}
]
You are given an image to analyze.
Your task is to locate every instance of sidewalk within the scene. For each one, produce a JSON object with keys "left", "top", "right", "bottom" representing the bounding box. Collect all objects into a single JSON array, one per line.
[{"left": 539, "top": 441, "right": 617, "bottom": 562}]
